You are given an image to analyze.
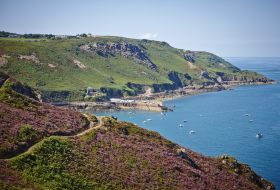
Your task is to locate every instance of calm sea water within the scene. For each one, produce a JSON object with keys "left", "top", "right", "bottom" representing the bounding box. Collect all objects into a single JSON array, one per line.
[{"left": 95, "top": 57, "right": 280, "bottom": 188}]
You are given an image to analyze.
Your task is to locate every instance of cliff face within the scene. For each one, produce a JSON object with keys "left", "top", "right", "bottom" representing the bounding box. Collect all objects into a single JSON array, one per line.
[
  {"left": 0, "top": 75, "right": 275, "bottom": 189},
  {"left": 80, "top": 42, "right": 157, "bottom": 71}
]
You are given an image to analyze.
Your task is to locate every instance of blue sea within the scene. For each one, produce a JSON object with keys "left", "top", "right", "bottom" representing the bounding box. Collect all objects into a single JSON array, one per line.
[{"left": 95, "top": 57, "right": 280, "bottom": 188}]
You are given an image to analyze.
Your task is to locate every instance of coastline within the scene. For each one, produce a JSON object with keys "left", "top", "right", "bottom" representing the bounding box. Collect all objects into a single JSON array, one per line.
[
  {"left": 52, "top": 80, "right": 276, "bottom": 112},
  {"left": 156, "top": 81, "right": 277, "bottom": 103}
]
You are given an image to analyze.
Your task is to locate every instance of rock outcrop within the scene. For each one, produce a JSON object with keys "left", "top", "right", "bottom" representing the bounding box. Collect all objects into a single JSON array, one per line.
[
  {"left": 0, "top": 71, "right": 9, "bottom": 87},
  {"left": 80, "top": 42, "right": 157, "bottom": 70},
  {"left": 184, "top": 50, "right": 195, "bottom": 62},
  {"left": 19, "top": 53, "right": 41, "bottom": 64},
  {"left": 168, "top": 71, "right": 184, "bottom": 88},
  {"left": 219, "top": 154, "right": 275, "bottom": 190},
  {"left": 0, "top": 54, "right": 9, "bottom": 67},
  {"left": 200, "top": 70, "right": 211, "bottom": 79},
  {"left": 215, "top": 71, "right": 273, "bottom": 84},
  {"left": 73, "top": 59, "right": 86, "bottom": 69}
]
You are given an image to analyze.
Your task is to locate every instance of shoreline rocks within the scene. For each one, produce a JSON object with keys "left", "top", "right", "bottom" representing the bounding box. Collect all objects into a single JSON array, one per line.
[{"left": 51, "top": 80, "right": 275, "bottom": 112}]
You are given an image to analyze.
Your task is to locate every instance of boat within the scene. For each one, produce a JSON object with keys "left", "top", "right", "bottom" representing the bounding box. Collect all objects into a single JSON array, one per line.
[
  {"left": 256, "top": 133, "right": 263, "bottom": 138},
  {"left": 147, "top": 118, "right": 152, "bottom": 121},
  {"left": 178, "top": 124, "right": 184, "bottom": 127},
  {"left": 249, "top": 120, "right": 254, "bottom": 122},
  {"left": 183, "top": 120, "right": 187, "bottom": 123},
  {"left": 142, "top": 120, "right": 147, "bottom": 123},
  {"left": 189, "top": 130, "right": 196, "bottom": 134},
  {"left": 244, "top": 114, "right": 250, "bottom": 116}
]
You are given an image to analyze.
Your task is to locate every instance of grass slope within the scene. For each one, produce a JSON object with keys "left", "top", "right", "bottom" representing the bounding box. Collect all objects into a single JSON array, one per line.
[{"left": 0, "top": 36, "right": 271, "bottom": 101}]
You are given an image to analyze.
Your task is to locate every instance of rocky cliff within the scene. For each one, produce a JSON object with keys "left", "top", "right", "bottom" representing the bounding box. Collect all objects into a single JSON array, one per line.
[{"left": 80, "top": 41, "right": 157, "bottom": 70}]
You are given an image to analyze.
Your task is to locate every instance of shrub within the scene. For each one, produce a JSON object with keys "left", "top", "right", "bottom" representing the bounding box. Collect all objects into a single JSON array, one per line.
[
  {"left": 17, "top": 124, "right": 40, "bottom": 143},
  {"left": 87, "top": 114, "right": 98, "bottom": 122}
]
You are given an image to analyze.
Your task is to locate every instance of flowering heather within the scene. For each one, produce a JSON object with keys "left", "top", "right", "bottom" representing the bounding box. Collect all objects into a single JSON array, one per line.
[
  {"left": 0, "top": 81, "right": 89, "bottom": 158},
  {"left": 0, "top": 76, "right": 275, "bottom": 189},
  {"left": 2, "top": 118, "right": 274, "bottom": 190}
]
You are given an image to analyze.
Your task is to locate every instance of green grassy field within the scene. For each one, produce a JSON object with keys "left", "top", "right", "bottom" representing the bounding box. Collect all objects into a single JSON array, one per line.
[{"left": 0, "top": 36, "right": 269, "bottom": 101}]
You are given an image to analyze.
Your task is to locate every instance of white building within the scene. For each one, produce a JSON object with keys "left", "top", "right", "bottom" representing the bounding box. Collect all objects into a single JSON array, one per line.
[{"left": 110, "top": 98, "right": 135, "bottom": 103}]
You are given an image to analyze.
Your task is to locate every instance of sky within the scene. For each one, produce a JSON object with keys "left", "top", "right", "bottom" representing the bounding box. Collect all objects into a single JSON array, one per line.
[{"left": 1, "top": 0, "right": 280, "bottom": 57}]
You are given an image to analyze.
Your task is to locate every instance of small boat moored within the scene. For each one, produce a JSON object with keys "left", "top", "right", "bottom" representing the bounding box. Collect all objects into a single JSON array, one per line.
[
  {"left": 189, "top": 130, "right": 196, "bottom": 134},
  {"left": 256, "top": 133, "right": 263, "bottom": 138}
]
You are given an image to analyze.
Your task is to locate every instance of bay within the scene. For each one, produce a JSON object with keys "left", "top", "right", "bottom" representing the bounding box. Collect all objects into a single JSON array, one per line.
[{"left": 95, "top": 57, "right": 280, "bottom": 188}]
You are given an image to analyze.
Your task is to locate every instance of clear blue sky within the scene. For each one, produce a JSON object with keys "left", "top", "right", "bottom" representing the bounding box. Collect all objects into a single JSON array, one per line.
[{"left": 1, "top": 0, "right": 279, "bottom": 57}]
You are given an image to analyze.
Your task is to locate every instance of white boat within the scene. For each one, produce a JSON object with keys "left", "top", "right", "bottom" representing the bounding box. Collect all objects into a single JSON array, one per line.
[
  {"left": 143, "top": 120, "right": 147, "bottom": 123},
  {"left": 256, "top": 133, "right": 263, "bottom": 138},
  {"left": 189, "top": 130, "right": 196, "bottom": 134},
  {"left": 249, "top": 120, "right": 254, "bottom": 122},
  {"left": 244, "top": 113, "right": 250, "bottom": 116},
  {"left": 178, "top": 124, "right": 184, "bottom": 127},
  {"left": 147, "top": 118, "right": 152, "bottom": 121}
]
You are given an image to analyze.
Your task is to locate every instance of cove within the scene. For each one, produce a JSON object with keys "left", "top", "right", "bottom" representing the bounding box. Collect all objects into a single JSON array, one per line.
[{"left": 95, "top": 57, "right": 280, "bottom": 188}]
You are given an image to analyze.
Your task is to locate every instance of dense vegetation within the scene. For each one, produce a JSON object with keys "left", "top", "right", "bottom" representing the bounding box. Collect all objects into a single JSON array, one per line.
[
  {"left": 0, "top": 33, "right": 275, "bottom": 189},
  {"left": 0, "top": 76, "right": 90, "bottom": 158},
  {"left": 0, "top": 33, "right": 271, "bottom": 102},
  {"left": 0, "top": 75, "right": 275, "bottom": 189},
  {"left": 0, "top": 117, "right": 274, "bottom": 189}
]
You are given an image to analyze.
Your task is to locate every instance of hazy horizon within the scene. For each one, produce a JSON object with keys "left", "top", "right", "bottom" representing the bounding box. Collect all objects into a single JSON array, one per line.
[{"left": 1, "top": 0, "right": 280, "bottom": 57}]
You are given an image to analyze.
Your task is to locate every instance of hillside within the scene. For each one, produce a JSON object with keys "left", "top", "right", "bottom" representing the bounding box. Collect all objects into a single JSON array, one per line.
[
  {"left": 0, "top": 80, "right": 275, "bottom": 189},
  {"left": 0, "top": 73, "right": 92, "bottom": 159},
  {"left": 0, "top": 34, "right": 273, "bottom": 102}
]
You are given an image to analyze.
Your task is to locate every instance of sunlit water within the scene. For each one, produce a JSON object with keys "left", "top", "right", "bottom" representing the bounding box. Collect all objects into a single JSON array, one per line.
[{"left": 95, "top": 57, "right": 280, "bottom": 188}]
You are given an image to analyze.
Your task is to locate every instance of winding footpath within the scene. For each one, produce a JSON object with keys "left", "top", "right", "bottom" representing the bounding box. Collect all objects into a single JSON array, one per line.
[
  {"left": 76, "top": 116, "right": 104, "bottom": 137},
  {"left": 4, "top": 116, "right": 104, "bottom": 160}
]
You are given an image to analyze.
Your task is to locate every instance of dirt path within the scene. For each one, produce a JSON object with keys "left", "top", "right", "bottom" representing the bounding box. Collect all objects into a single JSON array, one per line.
[
  {"left": 76, "top": 116, "right": 104, "bottom": 137},
  {"left": 5, "top": 116, "right": 104, "bottom": 160}
]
